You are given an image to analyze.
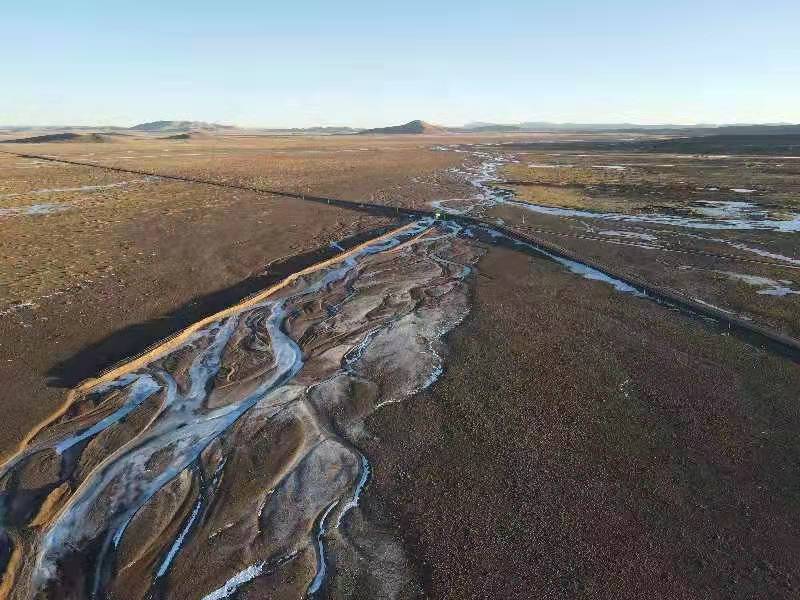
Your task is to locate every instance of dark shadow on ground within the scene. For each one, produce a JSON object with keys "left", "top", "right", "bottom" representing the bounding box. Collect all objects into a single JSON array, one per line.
[
  {"left": 46, "top": 224, "right": 401, "bottom": 388},
  {"left": 49, "top": 218, "right": 800, "bottom": 389}
]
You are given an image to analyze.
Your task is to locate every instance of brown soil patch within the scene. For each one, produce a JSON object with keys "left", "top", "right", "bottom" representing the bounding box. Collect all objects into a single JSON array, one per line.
[{"left": 362, "top": 244, "right": 800, "bottom": 599}]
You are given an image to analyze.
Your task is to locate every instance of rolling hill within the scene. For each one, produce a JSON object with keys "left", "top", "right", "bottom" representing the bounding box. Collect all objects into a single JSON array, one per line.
[
  {"left": 128, "top": 121, "right": 237, "bottom": 133},
  {"left": 358, "top": 120, "right": 449, "bottom": 135},
  {"left": 1, "top": 132, "right": 118, "bottom": 143}
]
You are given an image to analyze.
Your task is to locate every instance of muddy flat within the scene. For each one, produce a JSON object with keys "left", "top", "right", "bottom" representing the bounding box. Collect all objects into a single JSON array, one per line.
[{"left": 1, "top": 132, "right": 799, "bottom": 599}]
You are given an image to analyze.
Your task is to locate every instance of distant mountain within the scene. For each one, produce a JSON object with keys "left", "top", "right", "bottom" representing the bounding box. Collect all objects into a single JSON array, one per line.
[
  {"left": 462, "top": 122, "right": 502, "bottom": 129},
  {"left": 465, "top": 124, "right": 525, "bottom": 133},
  {"left": 459, "top": 122, "right": 682, "bottom": 133},
  {"left": 129, "top": 121, "right": 237, "bottom": 133},
  {"left": 688, "top": 124, "right": 800, "bottom": 135},
  {"left": 4, "top": 120, "right": 797, "bottom": 139},
  {"left": 1, "top": 132, "right": 116, "bottom": 143},
  {"left": 458, "top": 121, "right": 800, "bottom": 135},
  {"left": 253, "top": 126, "right": 362, "bottom": 135},
  {"left": 358, "top": 120, "right": 449, "bottom": 135},
  {"left": 524, "top": 122, "right": 678, "bottom": 131}
]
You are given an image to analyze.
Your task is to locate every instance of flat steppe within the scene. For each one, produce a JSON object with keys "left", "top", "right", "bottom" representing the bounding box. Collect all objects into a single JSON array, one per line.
[
  {"left": 0, "top": 133, "right": 482, "bottom": 453},
  {"left": 1, "top": 131, "right": 799, "bottom": 599}
]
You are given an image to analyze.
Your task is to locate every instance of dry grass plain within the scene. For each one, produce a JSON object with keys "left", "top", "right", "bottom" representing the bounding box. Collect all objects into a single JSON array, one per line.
[
  {"left": 1, "top": 131, "right": 799, "bottom": 599},
  {"left": 365, "top": 243, "right": 800, "bottom": 599},
  {"left": 0, "top": 133, "right": 487, "bottom": 455}
]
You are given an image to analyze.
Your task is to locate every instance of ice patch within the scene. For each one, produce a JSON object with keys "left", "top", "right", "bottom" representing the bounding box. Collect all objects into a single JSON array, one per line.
[
  {"left": 720, "top": 271, "right": 800, "bottom": 297},
  {"left": 596, "top": 230, "right": 657, "bottom": 241},
  {"left": 156, "top": 496, "right": 203, "bottom": 577},
  {"left": 725, "top": 242, "right": 800, "bottom": 266},
  {"left": 0, "top": 203, "right": 70, "bottom": 217},
  {"left": 683, "top": 234, "right": 800, "bottom": 267},
  {"left": 0, "top": 178, "right": 157, "bottom": 199},
  {"left": 306, "top": 501, "right": 339, "bottom": 596},
  {"left": 692, "top": 201, "right": 762, "bottom": 219},
  {"left": 200, "top": 562, "right": 267, "bottom": 600},
  {"left": 620, "top": 163, "right": 676, "bottom": 168},
  {"left": 505, "top": 198, "right": 800, "bottom": 232},
  {"left": 430, "top": 199, "right": 477, "bottom": 216},
  {"left": 471, "top": 227, "right": 647, "bottom": 297},
  {"left": 548, "top": 253, "right": 646, "bottom": 296}
]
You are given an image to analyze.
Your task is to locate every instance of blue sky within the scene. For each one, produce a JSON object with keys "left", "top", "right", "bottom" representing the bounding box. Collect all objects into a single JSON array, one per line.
[{"left": 2, "top": 0, "right": 798, "bottom": 127}]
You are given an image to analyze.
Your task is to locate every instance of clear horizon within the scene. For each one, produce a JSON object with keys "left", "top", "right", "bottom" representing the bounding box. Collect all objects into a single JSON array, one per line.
[
  {"left": 2, "top": 119, "right": 799, "bottom": 130},
  {"left": 3, "top": 0, "right": 798, "bottom": 128}
]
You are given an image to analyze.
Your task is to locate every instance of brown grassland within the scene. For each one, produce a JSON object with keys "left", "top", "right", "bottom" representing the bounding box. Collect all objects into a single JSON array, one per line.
[{"left": 1, "top": 131, "right": 800, "bottom": 599}]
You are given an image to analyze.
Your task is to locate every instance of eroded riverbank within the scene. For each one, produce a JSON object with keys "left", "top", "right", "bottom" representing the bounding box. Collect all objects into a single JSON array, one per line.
[
  {"left": 2, "top": 138, "right": 799, "bottom": 599},
  {"left": 0, "top": 220, "right": 483, "bottom": 599}
]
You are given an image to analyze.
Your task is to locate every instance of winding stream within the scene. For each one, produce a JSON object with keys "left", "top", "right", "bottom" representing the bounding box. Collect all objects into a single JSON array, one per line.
[
  {"left": 5, "top": 143, "right": 788, "bottom": 599},
  {"left": 432, "top": 144, "right": 800, "bottom": 233},
  {"left": 0, "top": 220, "right": 484, "bottom": 599}
]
